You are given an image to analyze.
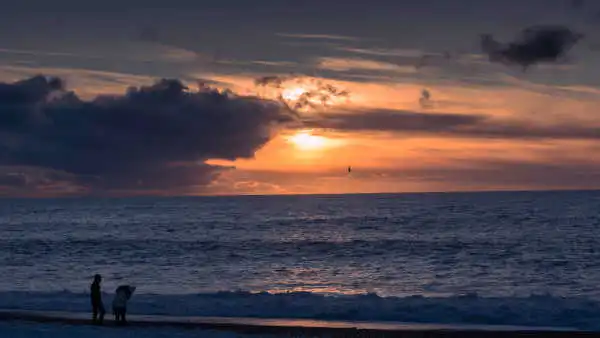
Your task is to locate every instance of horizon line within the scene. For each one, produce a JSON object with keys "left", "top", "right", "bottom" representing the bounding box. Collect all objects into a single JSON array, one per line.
[{"left": 0, "top": 187, "right": 598, "bottom": 200}]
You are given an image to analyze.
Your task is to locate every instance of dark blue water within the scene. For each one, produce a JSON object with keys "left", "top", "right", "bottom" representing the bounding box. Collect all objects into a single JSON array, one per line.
[{"left": 1, "top": 191, "right": 600, "bottom": 329}]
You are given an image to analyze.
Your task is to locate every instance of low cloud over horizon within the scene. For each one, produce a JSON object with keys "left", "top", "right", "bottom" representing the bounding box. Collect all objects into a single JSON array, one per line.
[
  {"left": 0, "top": 72, "right": 599, "bottom": 196},
  {"left": 0, "top": 75, "right": 295, "bottom": 196},
  {"left": 306, "top": 108, "right": 600, "bottom": 141}
]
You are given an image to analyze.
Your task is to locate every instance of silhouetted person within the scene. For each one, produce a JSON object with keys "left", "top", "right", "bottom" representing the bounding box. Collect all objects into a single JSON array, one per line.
[
  {"left": 112, "top": 285, "right": 136, "bottom": 324},
  {"left": 90, "top": 274, "right": 105, "bottom": 324}
]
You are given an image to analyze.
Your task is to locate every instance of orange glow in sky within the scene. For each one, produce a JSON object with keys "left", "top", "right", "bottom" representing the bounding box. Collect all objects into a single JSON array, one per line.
[
  {"left": 0, "top": 2, "right": 599, "bottom": 197},
  {"left": 287, "top": 130, "right": 329, "bottom": 151},
  {"left": 199, "top": 71, "right": 600, "bottom": 195},
  {"left": 281, "top": 87, "right": 306, "bottom": 101}
]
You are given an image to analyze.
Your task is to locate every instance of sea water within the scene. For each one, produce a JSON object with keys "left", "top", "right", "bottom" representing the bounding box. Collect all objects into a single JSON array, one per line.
[{"left": 1, "top": 191, "right": 600, "bottom": 329}]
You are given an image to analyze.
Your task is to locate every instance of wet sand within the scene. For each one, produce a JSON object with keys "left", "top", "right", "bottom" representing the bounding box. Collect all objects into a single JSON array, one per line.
[{"left": 0, "top": 309, "right": 595, "bottom": 337}]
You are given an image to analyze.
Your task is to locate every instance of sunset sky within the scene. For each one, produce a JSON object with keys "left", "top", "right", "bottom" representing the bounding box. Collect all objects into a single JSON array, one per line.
[{"left": 0, "top": 0, "right": 599, "bottom": 196}]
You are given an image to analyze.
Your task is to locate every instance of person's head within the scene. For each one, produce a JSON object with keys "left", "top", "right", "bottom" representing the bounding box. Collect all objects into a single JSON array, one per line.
[{"left": 93, "top": 274, "right": 102, "bottom": 283}]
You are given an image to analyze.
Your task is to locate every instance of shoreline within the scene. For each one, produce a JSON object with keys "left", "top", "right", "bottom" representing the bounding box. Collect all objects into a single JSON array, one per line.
[{"left": 0, "top": 310, "right": 594, "bottom": 338}]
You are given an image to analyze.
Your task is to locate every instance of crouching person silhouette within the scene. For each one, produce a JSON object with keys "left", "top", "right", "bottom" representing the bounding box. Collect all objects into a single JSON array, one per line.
[
  {"left": 112, "top": 285, "right": 136, "bottom": 324},
  {"left": 90, "top": 274, "right": 105, "bottom": 324}
]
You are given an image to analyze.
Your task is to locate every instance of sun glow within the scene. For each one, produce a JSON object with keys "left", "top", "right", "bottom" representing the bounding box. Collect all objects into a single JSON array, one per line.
[
  {"left": 281, "top": 86, "right": 306, "bottom": 101},
  {"left": 287, "top": 131, "right": 329, "bottom": 151}
]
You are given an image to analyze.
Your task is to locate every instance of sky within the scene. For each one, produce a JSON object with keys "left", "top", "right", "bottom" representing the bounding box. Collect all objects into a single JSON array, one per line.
[{"left": 0, "top": 0, "right": 599, "bottom": 196}]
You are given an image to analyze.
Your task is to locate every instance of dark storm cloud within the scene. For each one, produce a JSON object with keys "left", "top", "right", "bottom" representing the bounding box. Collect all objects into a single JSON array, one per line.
[
  {"left": 304, "top": 108, "right": 600, "bottom": 140},
  {"left": 0, "top": 75, "right": 295, "bottom": 193},
  {"left": 481, "top": 25, "right": 583, "bottom": 69}
]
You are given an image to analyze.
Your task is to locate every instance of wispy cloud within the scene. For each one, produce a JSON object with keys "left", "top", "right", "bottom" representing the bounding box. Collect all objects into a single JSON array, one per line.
[
  {"left": 316, "top": 57, "right": 415, "bottom": 73},
  {"left": 251, "top": 60, "right": 298, "bottom": 67},
  {"left": 0, "top": 48, "right": 103, "bottom": 59},
  {"left": 304, "top": 108, "right": 600, "bottom": 141},
  {"left": 152, "top": 45, "right": 200, "bottom": 63},
  {"left": 392, "top": 158, "right": 600, "bottom": 191},
  {"left": 0, "top": 65, "right": 155, "bottom": 99},
  {"left": 0, "top": 42, "right": 201, "bottom": 64},
  {"left": 277, "top": 33, "right": 361, "bottom": 41},
  {"left": 216, "top": 59, "right": 298, "bottom": 68},
  {"left": 203, "top": 154, "right": 600, "bottom": 194},
  {"left": 337, "top": 47, "right": 424, "bottom": 58}
]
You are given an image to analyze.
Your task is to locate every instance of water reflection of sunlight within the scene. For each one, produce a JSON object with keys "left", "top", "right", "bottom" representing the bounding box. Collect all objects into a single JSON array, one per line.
[
  {"left": 267, "top": 285, "right": 369, "bottom": 296},
  {"left": 264, "top": 266, "right": 372, "bottom": 296}
]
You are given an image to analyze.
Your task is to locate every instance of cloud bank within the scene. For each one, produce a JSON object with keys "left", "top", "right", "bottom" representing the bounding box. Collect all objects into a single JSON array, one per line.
[
  {"left": 304, "top": 108, "right": 600, "bottom": 140},
  {"left": 0, "top": 76, "right": 295, "bottom": 195},
  {"left": 0, "top": 74, "right": 597, "bottom": 196}
]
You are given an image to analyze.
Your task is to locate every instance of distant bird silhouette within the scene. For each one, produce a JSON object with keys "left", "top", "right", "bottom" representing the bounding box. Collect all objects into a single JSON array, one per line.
[{"left": 419, "top": 88, "right": 433, "bottom": 108}]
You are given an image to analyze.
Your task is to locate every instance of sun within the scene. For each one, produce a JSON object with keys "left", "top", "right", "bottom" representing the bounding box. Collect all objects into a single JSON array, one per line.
[
  {"left": 288, "top": 131, "right": 328, "bottom": 151},
  {"left": 281, "top": 87, "right": 306, "bottom": 101}
]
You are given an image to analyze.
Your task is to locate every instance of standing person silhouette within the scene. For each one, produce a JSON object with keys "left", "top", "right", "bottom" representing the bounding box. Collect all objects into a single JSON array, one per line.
[
  {"left": 112, "top": 285, "right": 136, "bottom": 324},
  {"left": 90, "top": 274, "right": 105, "bottom": 324}
]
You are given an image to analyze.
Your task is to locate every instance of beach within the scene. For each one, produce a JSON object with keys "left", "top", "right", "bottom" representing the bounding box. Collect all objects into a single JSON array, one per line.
[{"left": 0, "top": 310, "right": 594, "bottom": 338}]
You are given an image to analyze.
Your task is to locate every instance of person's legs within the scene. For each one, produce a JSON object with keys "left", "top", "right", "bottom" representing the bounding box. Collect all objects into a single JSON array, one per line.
[
  {"left": 92, "top": 304, "right": 98, "bottom": 322},
  {"left": 92, "top": 301, "right": 103, "bottom": 323},
  {"left": 114, "top": 308, "right": 125, "bottom": 324},
  {"left": 98, "top": 303, "right": 105, "bottom": 323}
]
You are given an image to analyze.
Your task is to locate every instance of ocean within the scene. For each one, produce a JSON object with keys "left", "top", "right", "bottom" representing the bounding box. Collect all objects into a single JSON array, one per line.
[{"left": 1, "top": 191, "right": 600, "bottom": 330}]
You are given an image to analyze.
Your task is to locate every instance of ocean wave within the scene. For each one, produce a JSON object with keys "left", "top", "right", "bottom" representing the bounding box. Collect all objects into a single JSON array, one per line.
[{"left": 0, "top": 291, "right": 598, "bottom": 330}]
